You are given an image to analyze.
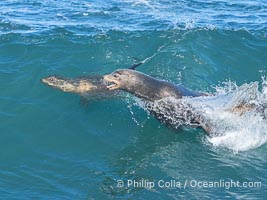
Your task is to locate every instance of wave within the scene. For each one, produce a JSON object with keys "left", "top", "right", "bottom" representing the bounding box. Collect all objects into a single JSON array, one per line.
[
  {"left": 193, "top": 79, "right": 267, "bottom": 152},
  {"left": 134, "top": 78, "right": 267, "bottom": 152},
  {"left": 0, "top": 0, "right": 266, "bottom": 35}
]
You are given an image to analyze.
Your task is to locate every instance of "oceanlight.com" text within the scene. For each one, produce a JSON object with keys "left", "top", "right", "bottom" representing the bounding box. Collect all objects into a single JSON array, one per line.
[{"left": 116, "top": 179, "right": 262, "bottom": 190}]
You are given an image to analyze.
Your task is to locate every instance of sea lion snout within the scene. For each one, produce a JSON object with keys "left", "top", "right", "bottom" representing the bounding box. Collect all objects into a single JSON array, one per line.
[
  {"left": 103, "top": 74, "right": 121, "bottom": 90},
  {"left": 41, "top": 76, "right": 52, "bottom": 85},
  {"left": 41, "top": 75, "right": 60, "bottom": 87},
  {"left": 40, "top": 78, "right": 45, "bottom": 83}
]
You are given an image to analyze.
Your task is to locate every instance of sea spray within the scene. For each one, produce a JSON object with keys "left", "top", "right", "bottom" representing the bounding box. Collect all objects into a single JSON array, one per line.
[
  {"left": 133, "top": 78, "right": 267, "bottom": 152},
  {"left": 200, "top": 79, "right": 267, "bottom": 152}
]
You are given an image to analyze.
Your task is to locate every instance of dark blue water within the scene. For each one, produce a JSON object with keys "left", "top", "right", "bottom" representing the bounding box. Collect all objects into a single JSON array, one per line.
[{"left": 0, "top": 0, "right": 267, "bottom": 199}]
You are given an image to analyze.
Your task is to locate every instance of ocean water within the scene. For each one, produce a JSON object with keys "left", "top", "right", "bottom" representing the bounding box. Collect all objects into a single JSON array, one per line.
[{"left": 0, "top": 0, "right": 267, "bottom": 199}]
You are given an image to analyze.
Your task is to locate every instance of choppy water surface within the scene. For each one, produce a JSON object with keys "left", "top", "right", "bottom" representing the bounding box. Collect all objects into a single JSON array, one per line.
[{"left": 0, "top": 0, "right": 267, "bottom": 199}]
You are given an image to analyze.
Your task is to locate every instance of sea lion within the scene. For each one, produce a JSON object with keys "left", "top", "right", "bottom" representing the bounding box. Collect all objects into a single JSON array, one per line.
[
  {"left": 41, "top": 75, "right": 118, "bottom": 102},
  {"left": 41, "top": 75, "right": 104, "bottom": 93},
  {"left": 103, "top": 69, "right": 260, "bottom": 133},
  {"left": 103, "top": 69, "right": 208, "bottom": 129}
]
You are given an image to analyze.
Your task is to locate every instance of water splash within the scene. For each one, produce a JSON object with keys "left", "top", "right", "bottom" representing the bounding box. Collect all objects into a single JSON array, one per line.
[
  {"left": 135, "top": 78, "right": 267, "bottom": 152},
  {"left": 197, "top": 79, "right": 267, "bottom": 152}
]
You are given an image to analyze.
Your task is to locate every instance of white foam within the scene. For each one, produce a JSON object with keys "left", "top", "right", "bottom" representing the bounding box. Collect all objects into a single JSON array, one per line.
[
  {"left": 191, "top": 80, "right": 267, "bottom": 152},
  {"left": 135, "top": 78, "right": 267, "bottom": 152}
]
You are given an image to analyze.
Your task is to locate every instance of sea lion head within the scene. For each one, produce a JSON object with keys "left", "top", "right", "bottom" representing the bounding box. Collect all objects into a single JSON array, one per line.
[
  {"left": 103, "top": 69, "right": 143, "bottom": 91},
  {"left": 41, "top": 75, "right": 96, "bottom": 93}
]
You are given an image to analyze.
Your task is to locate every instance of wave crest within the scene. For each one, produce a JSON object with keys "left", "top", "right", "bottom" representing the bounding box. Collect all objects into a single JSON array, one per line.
[{"left": 136, "top": 78, "right": 267, "bottom": 152}]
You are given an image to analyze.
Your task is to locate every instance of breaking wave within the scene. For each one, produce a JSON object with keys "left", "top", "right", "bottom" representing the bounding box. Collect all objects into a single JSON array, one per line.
[
  {"left": 192, "top": 79, "right": 267, "bottom": 152},
  {"left": 136, "top": 78, "right": 267, "bottom": 152}
]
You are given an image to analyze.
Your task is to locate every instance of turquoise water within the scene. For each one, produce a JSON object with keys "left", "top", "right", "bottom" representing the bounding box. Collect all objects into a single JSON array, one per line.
[{"left": 1, "top": 0, "right": 267, "bottom": 199}]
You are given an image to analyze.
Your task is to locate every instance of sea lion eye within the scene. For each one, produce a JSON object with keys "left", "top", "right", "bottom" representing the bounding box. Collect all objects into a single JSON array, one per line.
[{"left": 113, "top": 73, "right": 119, "bottom": 78}]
